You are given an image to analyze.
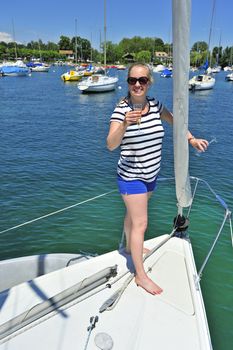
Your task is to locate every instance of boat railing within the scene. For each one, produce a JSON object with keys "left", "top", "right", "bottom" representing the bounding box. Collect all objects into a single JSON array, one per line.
[{"left": 1, "top": 177, "right": 232, "bottom": 283}]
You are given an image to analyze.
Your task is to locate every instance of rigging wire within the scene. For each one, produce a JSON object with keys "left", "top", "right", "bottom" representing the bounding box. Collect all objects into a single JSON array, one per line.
[{"left": 0, "top": 189, "right": 117, "bottom": 235}]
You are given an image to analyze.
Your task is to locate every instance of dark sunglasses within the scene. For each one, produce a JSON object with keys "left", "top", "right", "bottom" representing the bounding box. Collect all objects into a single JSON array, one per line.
[{"left": 127, "top": 76, "right": 149, "bottom": 85}]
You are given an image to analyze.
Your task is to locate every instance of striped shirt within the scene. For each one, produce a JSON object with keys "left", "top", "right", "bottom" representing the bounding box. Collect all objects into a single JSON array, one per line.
[{"left": 110, "top": 97, "right": 165, "bottom": 182}]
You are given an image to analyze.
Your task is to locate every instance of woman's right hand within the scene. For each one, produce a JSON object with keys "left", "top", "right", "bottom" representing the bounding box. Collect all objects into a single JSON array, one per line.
[{"left": 124, "top": 110, "right": 142, "bottom": 126}]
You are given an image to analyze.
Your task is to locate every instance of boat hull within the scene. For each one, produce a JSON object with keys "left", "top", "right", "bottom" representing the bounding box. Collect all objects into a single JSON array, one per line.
[
  {"left": 0, "top": 68, "right": 29, "bottom": 77},
  {"left": 61, "top": 70, "right": 83, "bottom": 82},
  {"left": 225, "top": 73, "right": 233, "bottom": 81},
  {"left": 189, "top": 75, "right": 215, "bottom": 91},
  {"left": 31, "top": 66, "right": 50, "bottom": 72},
  {"left": 77, "top": 75, "right": 118, "bottom": 93}
]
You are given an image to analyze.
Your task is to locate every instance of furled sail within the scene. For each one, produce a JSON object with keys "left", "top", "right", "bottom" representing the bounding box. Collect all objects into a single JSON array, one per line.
[{"left": 172, "top": 0, "right": 192, "bottom": 209}]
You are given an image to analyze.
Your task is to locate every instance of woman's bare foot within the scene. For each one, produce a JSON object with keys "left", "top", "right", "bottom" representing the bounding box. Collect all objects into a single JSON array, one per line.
[
  {"left": 135, "top": 275, "right": 163, "bottom": 295},
  {"left": 143, "top": 247, "right": 151, "bottom": 255}
]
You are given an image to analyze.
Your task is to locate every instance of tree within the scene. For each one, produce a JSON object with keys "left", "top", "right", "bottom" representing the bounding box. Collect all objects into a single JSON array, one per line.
[
  {"left": 135, "top": 50, "right": 151, "bottom": 63},
  {"left": 58, "top": 36, "right": 72, "bottom": 50},
  {"left": 191, "top": 41, "right": 208, "bottom": 52}
]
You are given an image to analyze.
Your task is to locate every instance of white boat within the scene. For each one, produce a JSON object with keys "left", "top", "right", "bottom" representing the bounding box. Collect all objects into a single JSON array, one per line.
[
  {"left": 31, "top": 63, "right": 50, "bottom": 72},
  {"left": 0, "top": 252, "right": 94, "bottom": 292},
  {"left": 209, "top": 66, "right": 221, "bottom": 73},
  {"left": 153, "top": 64, "right": 166, "bottom": 72},
  {"left": 77, "top": 74, "right": 118, "bottom": 92},
  {"left": 225, "top": 72, "right": 233, "bottom": 81},
  {"left": 1, "top": 174, "right": 232, "bottom": 350},
  {"left": 0, "top": 1, "right": 232, "bottom": 349},
  {"left": 223, "top": 66, "right": 233, "bottom": 72},
  {"left": 189, "top": 74, "right": 216, "bottom": 91}
]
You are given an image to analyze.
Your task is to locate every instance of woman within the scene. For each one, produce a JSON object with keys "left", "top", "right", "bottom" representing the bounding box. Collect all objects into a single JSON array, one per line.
[{"left": 107, "top": 63, "right": 208, "bottom": 295}]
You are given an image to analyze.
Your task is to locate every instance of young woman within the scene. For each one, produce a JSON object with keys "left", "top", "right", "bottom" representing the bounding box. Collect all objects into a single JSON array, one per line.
[{"left": 107, "top": 63, "right": 208, "bottom": 295}]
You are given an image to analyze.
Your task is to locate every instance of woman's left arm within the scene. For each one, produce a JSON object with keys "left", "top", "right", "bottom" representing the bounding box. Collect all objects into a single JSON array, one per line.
[{"left": 160, "top": 107, "right": 209, "bottom": 152}]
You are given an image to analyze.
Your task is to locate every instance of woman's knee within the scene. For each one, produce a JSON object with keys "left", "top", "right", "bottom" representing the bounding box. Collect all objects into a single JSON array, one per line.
[{"left": 132, "top": 218, "right": 148, "bottom": 232}]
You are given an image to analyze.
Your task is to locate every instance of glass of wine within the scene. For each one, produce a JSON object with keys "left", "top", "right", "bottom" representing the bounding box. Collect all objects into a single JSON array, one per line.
[{"left": 132, "top": 103, "right": 143, "bottom": 132}]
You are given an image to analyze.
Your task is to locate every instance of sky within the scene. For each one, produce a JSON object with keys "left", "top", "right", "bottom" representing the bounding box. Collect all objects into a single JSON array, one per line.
[{"left": 0, "top": 0, "right": 232, "bottom": 50}]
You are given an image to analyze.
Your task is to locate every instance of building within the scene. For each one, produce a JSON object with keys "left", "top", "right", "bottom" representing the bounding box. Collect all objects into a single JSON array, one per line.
[{"left": 59, "top": 50, "right": 74, "bottom": 60}]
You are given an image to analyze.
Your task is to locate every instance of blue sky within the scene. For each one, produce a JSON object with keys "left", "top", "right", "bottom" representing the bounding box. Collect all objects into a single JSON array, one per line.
[{"left": 0, "top": 0, "right": 232, "bottom": 50}]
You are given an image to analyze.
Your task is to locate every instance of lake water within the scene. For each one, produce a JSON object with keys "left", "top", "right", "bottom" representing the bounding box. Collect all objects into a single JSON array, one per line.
[{"left": 0, "top": 67, "right": 232, "bottom": 349}]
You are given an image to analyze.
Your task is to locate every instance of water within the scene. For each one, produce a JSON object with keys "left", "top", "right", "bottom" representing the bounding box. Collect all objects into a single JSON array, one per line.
[{"left": 0, "top": 67, "right": 233, "bottom": 349}]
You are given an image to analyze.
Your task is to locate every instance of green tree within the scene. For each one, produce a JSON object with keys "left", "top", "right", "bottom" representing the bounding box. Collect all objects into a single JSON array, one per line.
[
  {"left": 191, "top": 41, "right": 208, "bottom": 52},
  {"left": 135, "top": 50, "right": 151, "bottom": 63},
  {"left": 58, "top": 36, "right": 72, "bottom": 50}
]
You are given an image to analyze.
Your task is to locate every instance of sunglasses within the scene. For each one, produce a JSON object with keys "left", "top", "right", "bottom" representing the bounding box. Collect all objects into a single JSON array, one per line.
[{"left": 127, "top": 76, "right": 149, "bottom": 85}]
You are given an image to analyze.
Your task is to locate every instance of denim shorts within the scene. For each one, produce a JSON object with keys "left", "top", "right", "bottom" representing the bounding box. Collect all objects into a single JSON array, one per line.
[{"left": 117, "top": 175, "right": 157, "bottom": 195}]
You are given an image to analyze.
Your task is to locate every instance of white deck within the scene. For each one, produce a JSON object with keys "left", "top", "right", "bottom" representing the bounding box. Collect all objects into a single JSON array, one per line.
[{"left": 0, "top": 235, "right": 212, "bottom": 349}]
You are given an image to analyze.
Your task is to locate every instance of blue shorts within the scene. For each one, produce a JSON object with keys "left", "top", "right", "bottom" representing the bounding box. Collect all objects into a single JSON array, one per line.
[{"left": 117, "top": 175, "right": 157, "bottom": 195}]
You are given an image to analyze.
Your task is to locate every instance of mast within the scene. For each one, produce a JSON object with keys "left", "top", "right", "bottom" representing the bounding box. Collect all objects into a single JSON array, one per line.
[
  {"left": 12, "top": 19, "right": 17, "bottom": 60},
  {"left": 104, "top": 0, "right": 107, "bottom": 66},
  {"left": 75, "top": 19, "right": 78, "bottom": 64},
  {"left": 216, "top": 31, "right": 221, "bottom": 66},
  {"left": 172, "top": 0, "right": 192, "bottom": 211},
  {"left": 38, "top": 40, "right": 42, "bottom": 61},
  {"left": 207, "top": 0, "right": 216, "bottom": 67},
  {"left": 90, "top": 32, "right": 93, "bottom": 62}
]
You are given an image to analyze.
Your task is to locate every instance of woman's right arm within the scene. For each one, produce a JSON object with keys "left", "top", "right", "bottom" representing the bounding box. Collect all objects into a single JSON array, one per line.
[{"left": 106, "top": 121, "right": 127, "bottom": 151}]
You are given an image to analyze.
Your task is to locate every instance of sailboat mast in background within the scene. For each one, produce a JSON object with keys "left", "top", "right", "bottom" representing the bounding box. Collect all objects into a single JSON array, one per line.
[
  {"left": 104, "top": 0, "right": 107, "bottom": 66},
  {"left": 12, "top": 19, "right": 17, "bottom": 60},
  {"left": 75, "top": 19, "right": 78, "bottom": 64}
]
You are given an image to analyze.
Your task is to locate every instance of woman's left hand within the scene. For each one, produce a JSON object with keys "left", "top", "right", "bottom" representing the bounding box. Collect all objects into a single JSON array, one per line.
[{"left": 189, "top": 138, "right": 209, "bottom": 152}]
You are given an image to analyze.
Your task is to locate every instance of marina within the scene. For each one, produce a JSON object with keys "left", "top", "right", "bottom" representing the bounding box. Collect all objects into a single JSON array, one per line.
[{"left": 0, "top": 61, "right": 233, "bottom": 348}]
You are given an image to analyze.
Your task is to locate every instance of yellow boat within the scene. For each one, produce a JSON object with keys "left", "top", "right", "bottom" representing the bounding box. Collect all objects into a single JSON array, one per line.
[{"left": 61, "top": 70, "right": 83, "bottom": 82}]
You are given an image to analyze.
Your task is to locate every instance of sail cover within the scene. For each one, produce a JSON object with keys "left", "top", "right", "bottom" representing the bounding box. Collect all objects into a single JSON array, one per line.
[{"left": 172, "top": 0, "right": 192, "bottom": 208}]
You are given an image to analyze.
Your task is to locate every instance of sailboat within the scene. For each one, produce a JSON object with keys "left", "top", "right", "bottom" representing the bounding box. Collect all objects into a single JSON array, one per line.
[
  {"left": 189, "top": 0, "right": 216, "bottom": 91},
  {"left": 77, "top": 0, "right": 118, "bottom": 93},
  {"left": 0, "top": 60, "right": 30, "bottom": 77},
  {"left": 0, "top": 20, "right": 30, "bottom": 77},
  {"left": 0, "top": 1, "right": 232, "bottom": 349}
]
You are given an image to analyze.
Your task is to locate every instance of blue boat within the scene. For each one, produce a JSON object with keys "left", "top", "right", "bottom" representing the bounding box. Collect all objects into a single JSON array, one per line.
[
  {"left": 0, "top": 61, "right": 30, "bottom": 76},
  {"left": 160, "top": 68, "right": 172, "bottom": 77}
]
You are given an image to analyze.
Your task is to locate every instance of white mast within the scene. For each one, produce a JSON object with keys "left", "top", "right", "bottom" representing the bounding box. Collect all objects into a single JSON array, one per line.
[
  {"left": 75, "top": 19, "right": 78, "bottom": 64},
  {"left": 104, "top": 0, "right": 107, "bottom": 66},
  {"left": 172, "top": 0, "right": 192, "bottom": 211}
]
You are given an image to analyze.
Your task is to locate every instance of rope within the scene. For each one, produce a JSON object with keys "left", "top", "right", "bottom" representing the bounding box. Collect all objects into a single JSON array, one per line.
[{"left": 0, "top": 189, "right": 117, "bottom": 235}]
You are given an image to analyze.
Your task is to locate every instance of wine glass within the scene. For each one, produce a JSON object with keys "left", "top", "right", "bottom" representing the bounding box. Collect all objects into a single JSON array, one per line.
[{"left": 132, "top": 103, "right": 143, "bottom": 132}]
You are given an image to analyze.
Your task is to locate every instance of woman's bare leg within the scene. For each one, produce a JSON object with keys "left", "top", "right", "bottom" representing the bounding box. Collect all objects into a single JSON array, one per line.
[
  {"left": 122, "top": 193, "right": 163, "bottom": 295},
  {"left": 124, "top": 191, "right": 153, "bottom": 254}
]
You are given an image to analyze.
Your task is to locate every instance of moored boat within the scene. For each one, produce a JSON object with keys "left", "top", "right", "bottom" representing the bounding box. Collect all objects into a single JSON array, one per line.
[
  {"left": 225, "top": 72, "right": 233, "bottom": 81},
  {"left": 30, "top": 62, "right": 50, "bottom": 72},
  {"left": 160, "top": 68, "right": 172, "bottom": 77},
  {"left": 0, "top": 60, "right": 30, "bottom": 77},
  {"left": 189, "top": 74, "right": 215, "bottom": 91},
  {"left": 61, "top": 70, "right": 84, "bottom": 82},
  {"left": 77, "top": 74, "right": 118, "bottom": 92}
]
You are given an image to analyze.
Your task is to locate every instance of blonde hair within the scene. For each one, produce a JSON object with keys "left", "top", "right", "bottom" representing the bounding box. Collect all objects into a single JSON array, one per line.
[
  {"left": 117, "top": 63, "right": 154, "bottom": 106},
  {"left": 127, "top": 62, "right": 154, "bottom": 84}
]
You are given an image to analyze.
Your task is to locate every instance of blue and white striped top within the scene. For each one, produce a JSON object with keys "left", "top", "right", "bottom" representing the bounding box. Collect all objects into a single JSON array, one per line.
[{"left": 110, "top": 97, "right": 165, "bottom": 182}]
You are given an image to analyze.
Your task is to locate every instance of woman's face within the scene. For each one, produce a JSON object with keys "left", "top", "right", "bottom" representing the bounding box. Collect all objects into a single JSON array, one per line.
[{"left": 128, "top": 66, "right": 150, "bottom": 99}]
